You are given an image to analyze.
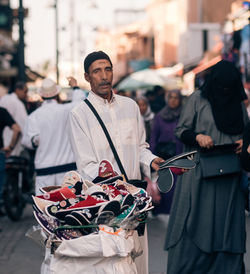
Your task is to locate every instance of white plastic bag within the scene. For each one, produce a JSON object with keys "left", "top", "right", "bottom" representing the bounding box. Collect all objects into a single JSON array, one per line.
[{"left": 45, "top": 226, "right": 142, "bottom": 274}]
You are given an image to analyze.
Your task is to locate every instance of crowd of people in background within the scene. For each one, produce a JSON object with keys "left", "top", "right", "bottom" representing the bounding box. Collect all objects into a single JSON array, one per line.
[{"left": 0, "top": 51, "right": 250, "bottom": 273}]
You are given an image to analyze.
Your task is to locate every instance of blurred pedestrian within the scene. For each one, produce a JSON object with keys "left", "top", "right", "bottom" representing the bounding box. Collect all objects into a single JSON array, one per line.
[
  {"left": 145, "top": 85, "right": 166, "bottom": 113},
  {"left": 0, "top": 107, "right": 21, "bottom": 216},
  {"left": 165, "top": 60, "right": 249, "bottom": 274},
  {"left": 136, "top": 96, "right": 154, "bottom": 143},
  {"left": 68, "top": 50, "right": 164, "bottom": 274},
  {"left": 150, "top": 90, "right": 183, "bottom": 159},
  {"left": 22, "top": 78, "right": 78, "bottom": 195},
  {"left": 149, "top": 89, "right": 183, "bottom": 215},
  {"left": 0, "top": 82, "right": 28, "bottom": 156}
]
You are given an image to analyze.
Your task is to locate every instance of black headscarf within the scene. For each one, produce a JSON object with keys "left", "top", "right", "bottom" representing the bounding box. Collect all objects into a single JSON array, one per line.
[{"left": 201, "top": 60, "right": 247, "bottom": 135}]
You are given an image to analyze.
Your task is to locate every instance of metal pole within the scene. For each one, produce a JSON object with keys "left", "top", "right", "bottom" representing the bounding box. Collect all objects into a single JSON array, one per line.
[
  {"left": 18, "top": 0, "right": 25, "bottom": 81},
  {"left": 55, "top": 0, "right": 59, "bottom": 84}
]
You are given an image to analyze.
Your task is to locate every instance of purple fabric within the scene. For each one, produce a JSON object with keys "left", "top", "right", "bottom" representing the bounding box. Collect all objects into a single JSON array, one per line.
[{"left": 149, "top": 113, "right": 183, "bottom": 155}]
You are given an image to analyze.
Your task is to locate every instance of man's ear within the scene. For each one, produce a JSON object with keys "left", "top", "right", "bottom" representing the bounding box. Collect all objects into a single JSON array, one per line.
[{"left": 84, "top": 72, "right": 90, "bottom": 83}]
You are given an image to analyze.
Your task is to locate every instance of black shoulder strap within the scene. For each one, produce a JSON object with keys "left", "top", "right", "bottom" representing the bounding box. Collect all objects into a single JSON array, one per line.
[{"left": 84, "top": 99, "right": 128, "bottom": 182}]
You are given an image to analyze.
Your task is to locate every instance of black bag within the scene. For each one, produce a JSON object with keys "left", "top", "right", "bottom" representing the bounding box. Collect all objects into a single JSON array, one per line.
[
  {"left": 155, "top": 141, "right": 176, "bottom": 159},
  {"left": 199, "top": 144, "right": 241, "bottom": 179}
]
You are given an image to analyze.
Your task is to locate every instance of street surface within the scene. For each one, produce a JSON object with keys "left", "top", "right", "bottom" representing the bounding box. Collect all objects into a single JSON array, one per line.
[{"left": 0, "top": 205, "right": 250, "bottom": 274}]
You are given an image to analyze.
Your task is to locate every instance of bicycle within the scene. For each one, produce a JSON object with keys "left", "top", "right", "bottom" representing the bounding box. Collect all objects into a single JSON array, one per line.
[{"left": 3, "top": 153, "right": 35, "bottom": 221}]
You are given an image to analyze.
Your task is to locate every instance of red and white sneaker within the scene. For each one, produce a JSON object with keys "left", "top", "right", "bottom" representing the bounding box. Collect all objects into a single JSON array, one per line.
[
  {"left": 55, "top": 195, "right": 109, "bottom": 220},
  {"left": 36, "top": 186, "right": 76, "bottom": 202},
  {"left": 93, "top": 160, "right": 119, "bottom": 183}
]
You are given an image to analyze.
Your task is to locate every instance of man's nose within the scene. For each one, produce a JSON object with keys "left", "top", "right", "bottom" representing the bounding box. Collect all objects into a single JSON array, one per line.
[{"left": 101, "top": 70, "right": 108, "bottom": 79}]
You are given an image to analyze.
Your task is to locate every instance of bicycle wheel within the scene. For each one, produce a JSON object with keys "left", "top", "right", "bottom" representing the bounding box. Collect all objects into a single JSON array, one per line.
[{"left": 3, "top": 169, "right": 25, "bottom": 221}]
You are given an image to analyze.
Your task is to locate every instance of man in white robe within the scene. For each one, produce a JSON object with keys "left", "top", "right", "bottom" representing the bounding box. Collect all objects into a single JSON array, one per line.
[
  {"left": 22, "top": 78, "right": 81, "bottom": 195},
  {"left": 68, "top": 51, "right": 164, "bottom": 274}
]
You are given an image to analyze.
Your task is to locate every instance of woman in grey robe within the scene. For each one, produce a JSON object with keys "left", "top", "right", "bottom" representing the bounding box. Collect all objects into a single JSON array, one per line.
[{"left": 165, "top": 60, "right": 249, "bottom": 274}]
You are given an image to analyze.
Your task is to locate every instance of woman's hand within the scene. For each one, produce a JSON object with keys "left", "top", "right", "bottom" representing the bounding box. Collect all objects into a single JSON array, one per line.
[
  {"left": 235, "top": 139, "right": 243, "bottom": 154},
  {"left": 196, "top": 134, "right": 214, "bottom": 149}
]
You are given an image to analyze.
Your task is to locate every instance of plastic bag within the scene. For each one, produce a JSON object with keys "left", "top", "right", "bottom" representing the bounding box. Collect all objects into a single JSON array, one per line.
[{"left": 41, "top": 226, "right": 142, "bottom": 274}]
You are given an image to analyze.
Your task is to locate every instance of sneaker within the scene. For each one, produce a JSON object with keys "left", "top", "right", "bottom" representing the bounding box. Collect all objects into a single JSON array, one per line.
[
  {"left": 65, "top": 210, "right": 92, "bottom": 226},
  {"left": 33, "top": 210, "right": 83, "bottom": 240},
  {"left": 55, "top": 227, "right": 84, "bottom": 240},
  {"left": 116, "top": 180, "right": 146, "bottom": 197},
  {"left": 84, "top": 185, "right": 109, "bottom": 200},
  {"left": 96, "top": 175, "right": 123, "bottom": 185},
  {"left": 32, "top": 196, "right": 55, "bottom": 213},
  {"left": 135, "top": 196, "right": 153, "bottom": 213},
  {"left": 93, "top": 160, "right": 119, "bottom": 183},
  {"left": 39, "top": 185, "right": 61, "bottom": 194},
  {"left": 61, "top": 170, "right": 82, "bottom": 188},
  {"left": 33, "top": 210, "right": 62, "bottom": 236},
  {"left": 157, "top": 168, "right": 174, "bottom": 193},
  {"left": 100, "top": 184, "right": 129, "bottom": 201},
  {"left": 114, "top": 204, "right": 136, "bottom": 225},
  {"left": 45, "top": 196, "right": 85, "bottom": 218},
  {"left": 95, "top": 200, "right": 121, "bottom": 224},
  {"left": 66, "top": 200, "right": 121, "bottom": 226},
  {"left": 37, "top": 185, "right": 77, "bottom": 202},
  {"left": 120, "top": 193, "right": 134, "bottom": 209},
  {"left": 55, "top": 195, "right": 109, "bottom": 221},
  {"left": 159, "top": 150, "right": 197, "bottom": 169}
]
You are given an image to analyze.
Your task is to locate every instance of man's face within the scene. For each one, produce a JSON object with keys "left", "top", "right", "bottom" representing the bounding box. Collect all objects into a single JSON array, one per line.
[
  {"left": 137, "top": 99, "right": 148, "bottom": 115},
  {"left": 16, "top": 85, "right": 28, "bottom": 102},
  {"left": 84, "top": 59, "right": 113, "bottom": 99}
]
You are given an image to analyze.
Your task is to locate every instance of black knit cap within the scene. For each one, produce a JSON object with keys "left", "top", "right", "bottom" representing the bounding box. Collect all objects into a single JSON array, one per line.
[{"left": 84, "top": 51, "right": 113, "bottom": 73}]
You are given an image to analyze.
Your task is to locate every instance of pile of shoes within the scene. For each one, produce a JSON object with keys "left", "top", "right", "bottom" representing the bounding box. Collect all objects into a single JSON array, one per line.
[{"left": 32, "top": 160, "right": 153, "bottom": 241}]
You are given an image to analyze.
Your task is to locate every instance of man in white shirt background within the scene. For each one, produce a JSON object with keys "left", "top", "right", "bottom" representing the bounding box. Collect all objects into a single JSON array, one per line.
[
  {"left": 0, "top": 82, "right": 28, "bottom": 156},
  {"left": 68, "top": 50, "right": 164, "bottom": 274},
  {"left": 22, "top": 78, "right": 81, "bottom": 195}
]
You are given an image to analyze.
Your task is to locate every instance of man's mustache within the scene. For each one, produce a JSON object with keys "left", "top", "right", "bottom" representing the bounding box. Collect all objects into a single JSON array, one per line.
[{"left": 100, "top": 81, "right": 111, "bottom": 86}]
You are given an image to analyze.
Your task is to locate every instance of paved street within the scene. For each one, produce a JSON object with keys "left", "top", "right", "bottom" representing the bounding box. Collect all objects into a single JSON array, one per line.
[{"left": 0, "top": 205, "right": 250, "bottom": 274}]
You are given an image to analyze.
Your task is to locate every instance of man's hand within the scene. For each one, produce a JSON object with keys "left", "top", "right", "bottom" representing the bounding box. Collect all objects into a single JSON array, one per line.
[
  {"left": 196, "top": 134, "right": 213, "bottom": 149},
  {"left": 2, "top": 146, "right": 12, "bottom": 158},
  {"left": 151, "top": 157, "right": 165, "bottom": 171},
  {"left": 235, "top": 139, "right": 243, "bottom": 154},
  {"left": 247, "top": 145, "right": 250, "bottom": 154},
  {"left": 67, "top": 76, "right": 78, "bottom": 88}
]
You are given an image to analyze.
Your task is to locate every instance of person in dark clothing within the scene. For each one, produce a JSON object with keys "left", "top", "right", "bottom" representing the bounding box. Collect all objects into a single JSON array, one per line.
[
  {"left": 0, "top": 107, "right": 21, "bottom": 156},
  {"left": 165, "top": 60, "right": 249, "bottom": 274},
  {"left": 145, "top": 85, "right": 166, "bottom": 113},
  {"left": 241, "top": 122, "right": 250, "bottom": 171},
  {"left": 0, "top": 107, "right": 21, "bottom": 216}
]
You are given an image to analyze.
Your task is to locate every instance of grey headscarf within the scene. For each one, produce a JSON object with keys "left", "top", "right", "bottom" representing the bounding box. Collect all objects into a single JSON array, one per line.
[{"left": 160, "top": 90, "right": 182, "bottom": 122}]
